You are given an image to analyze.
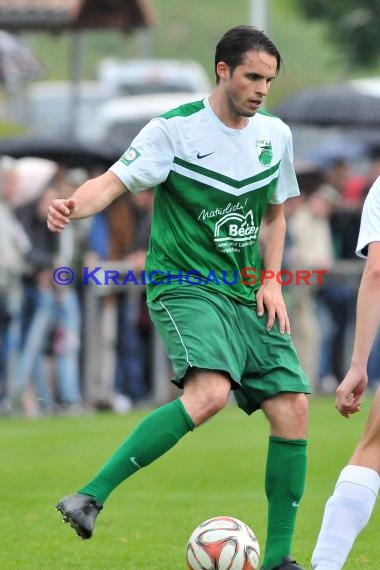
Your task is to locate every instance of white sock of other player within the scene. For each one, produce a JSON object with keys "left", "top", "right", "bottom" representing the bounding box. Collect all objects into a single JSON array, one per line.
[{"left": 311, "top": 465, "right": 380, "bottom": 570}]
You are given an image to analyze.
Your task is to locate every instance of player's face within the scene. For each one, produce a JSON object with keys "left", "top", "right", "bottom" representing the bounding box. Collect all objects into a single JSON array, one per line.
[{"left": 218, "top": 49, "right": 278, "bottom": 118}]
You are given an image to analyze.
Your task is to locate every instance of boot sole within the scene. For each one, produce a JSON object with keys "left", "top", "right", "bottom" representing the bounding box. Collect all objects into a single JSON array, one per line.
[{"left": 55, "top": 501, "right": 92, "bottom": 540}]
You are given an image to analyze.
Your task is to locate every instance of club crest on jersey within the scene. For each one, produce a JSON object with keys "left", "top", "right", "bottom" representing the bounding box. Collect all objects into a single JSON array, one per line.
[
  {"left": 121, "top": 146, "right": 141, "bottom": 166},
  {"left": 256, "top": 140, "right": 273, "bottom": 166}
]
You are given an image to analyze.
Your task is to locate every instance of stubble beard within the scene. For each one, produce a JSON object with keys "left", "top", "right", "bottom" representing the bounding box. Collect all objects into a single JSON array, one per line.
[{"left": 226, "top": 94, "right": 256, "bottom": 119}]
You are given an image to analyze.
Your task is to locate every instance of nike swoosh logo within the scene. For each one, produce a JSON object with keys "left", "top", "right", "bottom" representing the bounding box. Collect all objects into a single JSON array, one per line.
[
  {"left": 130, "top": 457, "right": 141, "bottom": 469},
  {"left": 292, "top": 501, "right": 299, "bottom": 508},
  {"left": 197, "top": 151, "right": 215, "bottom": 159}
]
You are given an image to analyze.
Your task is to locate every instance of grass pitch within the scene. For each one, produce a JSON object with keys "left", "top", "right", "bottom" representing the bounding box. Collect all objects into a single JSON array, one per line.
[{"left": 1, "top": 395, "right": 379, "bottom": 569}]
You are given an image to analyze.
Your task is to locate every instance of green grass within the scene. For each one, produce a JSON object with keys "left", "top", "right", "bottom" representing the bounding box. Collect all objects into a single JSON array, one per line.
[{"left": 1, "top": 395, "right": 379, "bottom": 569}]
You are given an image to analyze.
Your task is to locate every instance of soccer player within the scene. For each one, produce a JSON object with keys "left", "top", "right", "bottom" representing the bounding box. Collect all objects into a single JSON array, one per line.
[
  {"left": 311, "top": 176, "right": 380, "bottom": 569},
  {"left": 48, "top": 25, "right": 310, "bottom": 570}
]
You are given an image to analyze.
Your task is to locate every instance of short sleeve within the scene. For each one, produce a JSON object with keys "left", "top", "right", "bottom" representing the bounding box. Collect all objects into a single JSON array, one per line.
[
  {"left": 356, "top": 177, "right": 380, "bottom": 258},
  {"left": 109, "top": 118, "right": 174, "bottom": 194},
  {"left": 270, "top": 127, "right": 300, "bottom": 204}
]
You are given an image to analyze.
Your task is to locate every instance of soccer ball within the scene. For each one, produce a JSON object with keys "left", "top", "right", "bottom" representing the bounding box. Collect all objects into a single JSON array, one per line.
[{"left": 186, "top": 515, "right": 260, "bottom": 570}]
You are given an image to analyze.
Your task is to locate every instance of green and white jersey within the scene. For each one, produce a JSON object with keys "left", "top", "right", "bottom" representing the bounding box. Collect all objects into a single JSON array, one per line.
[
  {"left": 356, "top": 176, "right": 380, "bottom": 258},
  {"left": 110, "top": 96, "right": 299, "bottom": 306}
]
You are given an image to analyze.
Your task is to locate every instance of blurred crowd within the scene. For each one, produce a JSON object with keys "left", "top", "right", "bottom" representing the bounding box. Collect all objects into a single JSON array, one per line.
[
  {"left": 0, "top": 156, "right": 154, "bottom": 417},
  {"left": 287, "top": 147, "right": 380, "bottom": 394},
  {"left": 0, "top": 149, "right": 380, "bottom": 418}
]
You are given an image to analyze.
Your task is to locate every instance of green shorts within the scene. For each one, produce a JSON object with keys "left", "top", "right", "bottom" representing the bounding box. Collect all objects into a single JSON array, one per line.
[{"left": 148, "top": 287, "right": 311, "bottom": 415}]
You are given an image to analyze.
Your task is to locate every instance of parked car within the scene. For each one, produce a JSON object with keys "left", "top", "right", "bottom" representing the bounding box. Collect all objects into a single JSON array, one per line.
[
  {"left": 97, "top": 58, "right": 211, "bottom": 96},
  {"left": 92, "top": 91, "right": 208, "bottom": 150},
  {"left": 24, "top": 80, "right": 115, "bottom": 140}
]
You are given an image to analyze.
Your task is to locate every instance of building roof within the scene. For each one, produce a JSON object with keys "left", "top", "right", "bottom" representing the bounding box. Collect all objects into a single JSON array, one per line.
[{"left": 0, "top": 0, "right": 155, "bottom": 32}]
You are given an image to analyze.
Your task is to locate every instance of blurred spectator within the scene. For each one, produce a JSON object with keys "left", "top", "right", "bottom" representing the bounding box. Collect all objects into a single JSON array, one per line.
[
  {"left": 113, "top": 189, "right": 154, "bottom": 412},
  {"left": 9, "top": 158, "right": 84, "bottom": 416},
  {"left": 316, "top": 158, "right": 361, "bottom": 392},
  {"left": 85, "top": 192, "right": 134, "bottom": 408},
  {"left": 86, "top": 189, "right": 154, "bottom": 413},
  {"left": 343, "top": 147, "right": 380, "bottom": 208},
  {"left": 323, "top": 157, "right": 353, "bottom": 196},
  {"left": 0, "top": 157, "right": 30, "bottom": 414},
  {"left": 287, "top": 184, "right": 338, "bottom": 389}
]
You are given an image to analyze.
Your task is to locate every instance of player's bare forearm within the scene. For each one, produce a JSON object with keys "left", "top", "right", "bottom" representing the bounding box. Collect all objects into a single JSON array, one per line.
[
  {"left": 350, "top": 242, "right": 380, "bottom": 369},
  {"left": 257, "top": 203, "right": 289, "bottom": 334},
  {"left": 47, "top": 171, "right": 126, "bottom": 232},
  {"left": 336, "top": 242, "right": 380, "bottom": 417},
  {"left": 262, "top": 203, "right": 286, "bottom": 275},
  {"left": 70, "top": 171, "right": 126, "bottom": 219}
]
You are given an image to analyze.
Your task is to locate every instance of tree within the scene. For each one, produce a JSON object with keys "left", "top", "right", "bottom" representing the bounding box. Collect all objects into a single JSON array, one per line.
[{"left": 296, "top": 0, "right": 380, "bottom": 71}]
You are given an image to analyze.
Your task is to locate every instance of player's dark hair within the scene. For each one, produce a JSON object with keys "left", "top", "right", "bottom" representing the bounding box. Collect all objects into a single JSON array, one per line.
[{"left": 214, "top": 25, "right": 282, "bottom": 83}]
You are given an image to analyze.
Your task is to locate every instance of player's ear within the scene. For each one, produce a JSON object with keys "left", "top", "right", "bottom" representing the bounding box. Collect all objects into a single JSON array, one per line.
[{"left": 216, "top": 61, "right": 230, "bottom": 82}]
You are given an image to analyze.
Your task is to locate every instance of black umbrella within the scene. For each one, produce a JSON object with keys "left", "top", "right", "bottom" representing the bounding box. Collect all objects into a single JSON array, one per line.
[
  {"left": 0, "top": 134, "right": 123, "bottom": 169},
  {"left": 272, "top": 82, "right": 380, "bottom": 128}
]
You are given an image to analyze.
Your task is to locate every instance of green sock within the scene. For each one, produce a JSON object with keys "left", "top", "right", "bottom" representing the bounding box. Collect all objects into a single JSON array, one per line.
[
  {"left": 262, "top": 436, "right": 307, "bottom": 570},
  {"left": 79, "top": 399, "right": 194, "bottom": 503}
]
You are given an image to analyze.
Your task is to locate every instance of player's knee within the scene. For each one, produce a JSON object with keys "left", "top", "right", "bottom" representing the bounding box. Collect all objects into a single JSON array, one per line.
[
  {"left": 207, "top": 390, "right": 230, "bottom": 416},
  {"left": 287, "top": 393, "right": 308, "bottom": 433},
  {"left": 292, "top": 392, "right": 308, "bottom": 419},
  {"left": 201, "top": 389, "right": 230, "bottom": 420},
  {"left": 185, "top": 388, "right": 230, "bottom": 425},
  {"left": 182, "top": 369, "right": 231, "bottom": 424},
  {"left": 264, "top": 392, "right": 308, "bottom": 438}
]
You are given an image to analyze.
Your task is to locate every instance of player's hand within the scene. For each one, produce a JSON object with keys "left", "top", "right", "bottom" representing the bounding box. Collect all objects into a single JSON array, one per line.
[
  {"left": 47, "top": 198, "right": 75, "bottom": 232},
  {"left": 335, "top": 365, "right": 368, "bottom": 418},
  {"left": 256, "top": 281, "right": 290, "bottom": 334}
]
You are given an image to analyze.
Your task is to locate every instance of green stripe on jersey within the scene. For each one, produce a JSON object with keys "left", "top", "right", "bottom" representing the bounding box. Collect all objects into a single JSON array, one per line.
[
  {"left": 173, "top": 156, "right": 280, "bottom": 189},
  {"left": 160, "top": 99, "right": 205, "bottom": 119}
]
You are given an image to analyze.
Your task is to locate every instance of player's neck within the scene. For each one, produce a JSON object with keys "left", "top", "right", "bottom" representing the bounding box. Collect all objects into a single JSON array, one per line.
[{"left": 208, "top": 90, "right": 249, "bottom": 130}]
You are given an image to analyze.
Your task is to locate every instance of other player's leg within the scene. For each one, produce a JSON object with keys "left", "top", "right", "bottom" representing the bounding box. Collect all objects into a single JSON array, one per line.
[{"left": 311, "top": 387, "right": 380, "bottom": 569}]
